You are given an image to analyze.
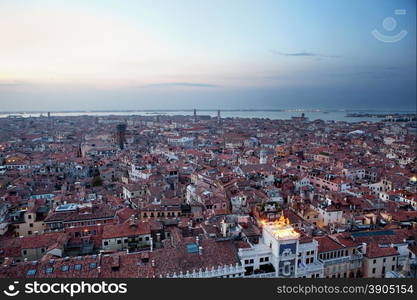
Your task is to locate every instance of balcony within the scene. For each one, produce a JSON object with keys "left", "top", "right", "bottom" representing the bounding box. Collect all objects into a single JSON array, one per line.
[
  {"left": 322, "top": 256, "right": 350, "bottom": 266},
  {"left": 297, "top": 262, "right": 324, "bottom": 277},
  {"left": 350, "top": 254, "right": 363, "bottom": 261}
]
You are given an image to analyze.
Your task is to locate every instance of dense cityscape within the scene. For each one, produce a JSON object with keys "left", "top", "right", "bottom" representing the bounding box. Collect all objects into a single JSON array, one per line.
[{"left": 0, "top": 111, "right": 416, "bottom": 278}]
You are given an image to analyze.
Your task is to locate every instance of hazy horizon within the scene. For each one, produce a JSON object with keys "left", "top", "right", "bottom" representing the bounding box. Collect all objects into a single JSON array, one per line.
[{"left": 0, "top": 0, "right": 415, "bottom": 111}]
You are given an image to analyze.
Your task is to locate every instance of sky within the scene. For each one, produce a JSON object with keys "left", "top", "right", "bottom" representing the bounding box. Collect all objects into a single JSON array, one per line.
[{"left": 0, "top": 0, "right": 415, "bottom": 111}]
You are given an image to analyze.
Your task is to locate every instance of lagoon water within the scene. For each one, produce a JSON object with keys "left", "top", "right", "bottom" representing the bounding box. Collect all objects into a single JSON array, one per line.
[{"left": 0, "top": 110, "right": 414, "bottom": 123}]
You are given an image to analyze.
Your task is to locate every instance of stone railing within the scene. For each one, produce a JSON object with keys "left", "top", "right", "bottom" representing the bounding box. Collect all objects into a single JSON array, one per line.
[
  {"left": 245, "top": 272, "right": 276, "bottom": 278},
  {"left": 163, "top": 263, "right": 245, "bottom": 278},
  {"left": 322, "top": 256, "right": 350, "bottom": 266},
  {"left": 296, "top": 262, "right": 324, "bottom": 277}
]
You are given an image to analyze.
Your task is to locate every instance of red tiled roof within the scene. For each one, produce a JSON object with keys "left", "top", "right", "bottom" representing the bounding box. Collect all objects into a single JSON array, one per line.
[
  {"left": 102, "top": 222, "right": 151, "bottom": 239},
  {"left": 365, "top": 243, "right": 398, "bottom": 258},
  {"left": 315, "top": 236, "right": 344, "bottom": 253}
]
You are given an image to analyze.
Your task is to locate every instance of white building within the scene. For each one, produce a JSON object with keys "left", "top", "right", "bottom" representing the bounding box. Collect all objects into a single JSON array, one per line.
[
  {"left": 129, "top": 164, "right": 152, "bottom": 181},
  {"left": 237, "top": 216, "right": 324, "bottom": 278}
]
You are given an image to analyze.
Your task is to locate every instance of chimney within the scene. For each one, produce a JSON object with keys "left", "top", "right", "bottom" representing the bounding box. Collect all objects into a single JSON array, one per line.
[
  {"left": 3, "top": 257, "right": 9, "bottom": 267},
  {"left": 361, "top": 242, "right": 367, "bottom": 255}
]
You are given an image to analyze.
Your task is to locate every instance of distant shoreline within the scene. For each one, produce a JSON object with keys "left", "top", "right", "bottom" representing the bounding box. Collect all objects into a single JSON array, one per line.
[{"left": 0, "top": 109, "right": 415, "bottom": 114}]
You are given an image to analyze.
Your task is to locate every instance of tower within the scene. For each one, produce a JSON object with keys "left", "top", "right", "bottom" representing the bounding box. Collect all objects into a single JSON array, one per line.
[
  {"left": 217, "top": 109, "right": 221, "bottom": 124},
  {"left": 116, "top": 123, "right": 127, "bottom": 150},
  {"left": 193, "top": 108, "right": 197, "bottom": 123},
  {"left": 260, "top": 149, "right": 267, "bottom": 164},
  {"left": 261, "top": 215, "right": 300, "bottom": 278}
]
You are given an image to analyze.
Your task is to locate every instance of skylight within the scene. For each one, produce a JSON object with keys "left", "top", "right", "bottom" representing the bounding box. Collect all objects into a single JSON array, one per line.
[{"left": 186, "top": 243, "right": 199, "bottom": 253}]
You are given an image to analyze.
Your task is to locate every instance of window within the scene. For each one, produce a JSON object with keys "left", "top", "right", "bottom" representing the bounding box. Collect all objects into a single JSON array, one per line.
[
  {"left": 28, "top": 215, "right": 32, "bottom": 219},
  {"left": 124, "top": 239, "right": 128, "bottom": 243},
  {"left": 260, "top": 258, "right": 264, "bottom": 262},
  {"left": 145, "top": 236, "right": 150, "bottom": 241},
  {"left": 61, "top": 265, "right": 69, "bottom": 272},
  {"left": 372, "top": 268, "right": 376, "bottom": 274},
  {"left": 90, "top": 263, "right": 97, "bottom": 269},
  {"left": 23, "top": 250, "right": 27, "bottom": 255},
  {"left": 392, "top": 257, "right": 396, "bottom": 261},
  {"left": 41, "top": 248, "right": 45, "bottom": 253},
  {"left": 75, "top": 264, "right": 82, "bottom": 271},
  {"left": 46, "top": 267, "right": 53, "bottom": 274},
  {"left": 27, "top": 269, "right": 36, "bottom": 276},
  {"left": 28, "top": 231, "right": 32, "bottom": 235},
  {"left": 373, "top": 259, "right": 376, "bottom": 264},
  {"left": 383, "top": 258, "right": 386, "bottom": 263},
  {"left": 117, "top": 240, "right": 121, "bottom": 244},
  {"left": 104, "top": 241, "right": 108, "bottom": 246},
  {"left": 265, "top": 257, "right": 269, "bottom": 262},
  {"left": 29, "top": 223, "right": 33, "bottom": 228},
  {"left": 391, "top": 265, "right": 395, "bottom": 271}
]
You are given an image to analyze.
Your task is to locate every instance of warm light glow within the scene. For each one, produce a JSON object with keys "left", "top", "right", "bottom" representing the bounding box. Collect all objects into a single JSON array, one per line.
[
  {"left": 262, "top": 213, "right": 299, "bottom": 240},
  {"left": 410, "top": 176, "right": 417, "bottom": 183}
]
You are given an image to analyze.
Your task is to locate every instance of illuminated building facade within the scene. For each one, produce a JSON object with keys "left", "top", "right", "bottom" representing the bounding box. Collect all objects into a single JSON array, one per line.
[
  {"left": 238, "top": 215, "right": 324, "bottom": 278},
  {"left": 262, "top": 215, "right": 300, "bottom": 277}
]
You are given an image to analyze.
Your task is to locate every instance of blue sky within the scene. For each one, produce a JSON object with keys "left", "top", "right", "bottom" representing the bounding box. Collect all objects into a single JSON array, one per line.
[{"left": 0, "top": 0, "right": 415, "bottom": 110}]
